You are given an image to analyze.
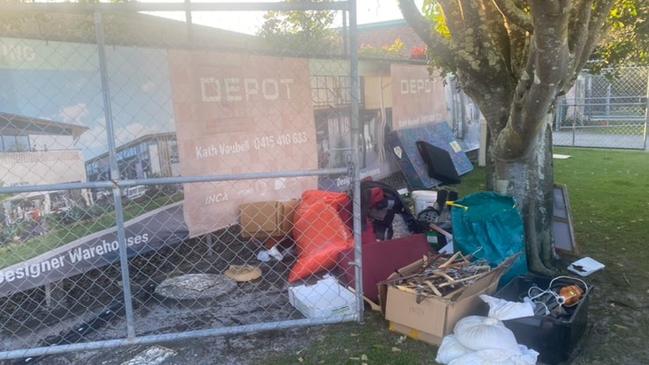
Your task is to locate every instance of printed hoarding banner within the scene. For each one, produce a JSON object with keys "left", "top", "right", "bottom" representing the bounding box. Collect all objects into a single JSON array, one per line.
[
  {"left": 168, "top": 50, "right": 318, "bottom": 237},
  {"left": 0, "top": 203, "right": 187, "bottom": 297},
  {"left": 0, "top": 38, "right": 179, "bottom": 295},
  {"left": 0, "top": 37, "right": 97, "bottom": 71},
  {"left": 391, "top": 64, "right": 449, "bottom": 129},
  {"left": 315, "top": 108, "right": 395, "bottom": 191}
]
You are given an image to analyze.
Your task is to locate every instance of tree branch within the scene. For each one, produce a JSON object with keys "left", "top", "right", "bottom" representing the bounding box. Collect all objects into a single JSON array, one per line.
[
  {"left": 480, "top": 0, "right": 514, "bottom": 75},
  {"left": 491, "top": 0, "right": 533, "bottom": 33},
  {"left": 398, "top": 0, "right": 455, "bottom": 68},
  {"left": 508, "top": 40, "right": 536, "bottom": 131},
  {"left": 507, "top": 25, "right": 530, "bottom": 78},
  {"left": 569, "top": 0, "right": 593, "bottom": 72},
  {"left": 437, "top": 0, "right": 464, "bottom": 36},
  {"left": 494, "top": 0, "right": 570, "bottom": 160},
  {"left": 574, "top": 0, "right": 615, "bottom": 73}
]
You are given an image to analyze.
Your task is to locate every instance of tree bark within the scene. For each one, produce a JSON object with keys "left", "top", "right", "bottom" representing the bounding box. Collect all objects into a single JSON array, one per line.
[
  {"left": 491, "top": 114, "right": 556, "bottom": 274},
  {"left": 398, "top": 0, "right": 616, "bottom": 275}
]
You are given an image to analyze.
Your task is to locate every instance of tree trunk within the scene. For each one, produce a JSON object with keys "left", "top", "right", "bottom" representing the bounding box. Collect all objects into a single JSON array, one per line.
[{"left": 491, "top": 115, "right": 556, "bottom": 274}]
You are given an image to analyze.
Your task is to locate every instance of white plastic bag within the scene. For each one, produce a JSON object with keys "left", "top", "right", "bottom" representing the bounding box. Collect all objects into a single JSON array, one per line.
[
  {"left": 448, "top": 345, "right": 539, "bottom": 365},
  {"left": 479, "top": 294, "right": 535, "bottom": 321},
  {"left": 435, "top": 335, "right": 471, "bottom": 364},
  {"left": 453, "top": 316, "right": 519, "bottom": 352}
]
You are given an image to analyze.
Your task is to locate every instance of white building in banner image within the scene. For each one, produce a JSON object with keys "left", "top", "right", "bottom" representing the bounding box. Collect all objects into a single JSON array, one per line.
[{"left": 0, "top": 113, "right": 90, "bottom": 225}]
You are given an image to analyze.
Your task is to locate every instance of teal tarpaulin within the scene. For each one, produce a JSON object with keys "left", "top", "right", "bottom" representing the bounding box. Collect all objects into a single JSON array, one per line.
[{"left": 451, "top": 192, "right": 527, "bottom": 285}]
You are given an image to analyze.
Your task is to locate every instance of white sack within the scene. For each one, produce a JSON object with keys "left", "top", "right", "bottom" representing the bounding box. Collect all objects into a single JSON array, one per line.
[
  {"left": 479, "top": 294, "right": 535, "bottom": 321},
  {"left": 453, "top": 316, "right": 519, "bottom": 352},
  {"left": 448, "top": 345, "right": 539, "bottom": 365},
  {"left": 435, "top": 335, "right": 471, "bottom": 364}
]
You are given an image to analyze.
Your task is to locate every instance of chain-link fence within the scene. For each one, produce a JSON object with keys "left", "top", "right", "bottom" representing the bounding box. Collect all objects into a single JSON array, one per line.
[
  {"left": 445, "top": 76, "right": 482, "bottom": 152},
  {"left": 554, "top": 66, "right": 649, "bottom": 150},
  {"left": 0, "top": 1, "right": 365, "bottom": 361}
]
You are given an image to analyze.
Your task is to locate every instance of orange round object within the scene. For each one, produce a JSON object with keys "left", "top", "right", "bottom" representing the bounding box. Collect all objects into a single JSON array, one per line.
[{"left": 560, "top": 285, "right": 584, "bottom": 307}]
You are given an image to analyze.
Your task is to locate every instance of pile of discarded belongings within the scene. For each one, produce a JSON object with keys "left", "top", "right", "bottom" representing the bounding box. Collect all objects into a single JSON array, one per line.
[
  {"left": 370, "top": 187, "right": 594, "bottom": 365},
  {"left": 236, "top": 122, "right": 598, "bottom": 364},
  {"left": 428, "top": 273, "right": 592, "bottom": 365}
]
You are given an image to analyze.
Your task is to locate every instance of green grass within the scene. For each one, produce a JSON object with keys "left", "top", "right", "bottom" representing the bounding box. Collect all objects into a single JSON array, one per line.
[
  {"left": 0, "top": 193, "right": 183, "bottom": 269},
  {"left": 558, "top": 124, "right": 645, "bottom": 136},
  {"left": 264, "top": 314, "right": 440, "bottom": 365},
  {"left": 554, "top": 148, "right": 649, "bottom": 364},
  {"left": 264, "top": 147, "right": 649, "bottom": 365}
]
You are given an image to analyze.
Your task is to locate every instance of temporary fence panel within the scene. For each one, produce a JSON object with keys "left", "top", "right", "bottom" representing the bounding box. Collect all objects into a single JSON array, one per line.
[
  {"left": 554, "top": 66, "right": 649, "bottom": 150},
  {"left": 0, "top": 1, "right": 363, "bottom": 360},
  {"left": 445, "top": 75, "right": 482, "bottom": 152}
]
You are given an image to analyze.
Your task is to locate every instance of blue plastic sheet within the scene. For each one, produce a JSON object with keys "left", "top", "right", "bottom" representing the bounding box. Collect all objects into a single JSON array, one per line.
[{"left": 451, "top": 192, "right": 527, "bottom": 285}]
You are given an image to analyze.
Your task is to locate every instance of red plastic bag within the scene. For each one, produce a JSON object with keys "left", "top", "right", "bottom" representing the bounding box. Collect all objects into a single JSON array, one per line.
[
  {"left": 300, "top": 190, "right": 352, "bottom": 226},
  {"left": 289, "top": 191, "right": 353, "bottom": 282}
]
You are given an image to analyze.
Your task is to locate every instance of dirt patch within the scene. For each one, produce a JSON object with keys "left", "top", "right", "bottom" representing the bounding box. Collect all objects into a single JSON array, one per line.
[{"left": 37, "top": 325, "right": 328, "bottom": 365}]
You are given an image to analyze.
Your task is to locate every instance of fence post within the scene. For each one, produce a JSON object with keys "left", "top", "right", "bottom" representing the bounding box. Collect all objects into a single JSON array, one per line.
[
  {"left": 94, "top": 11, "right": 137, "bottom": 339},
  {"left": 348, "top": 0, "right": 363, "bottom": 322},
  {"left": 642, "top": 68, "right": 649, "bottom": 150},
  {"left": 342, "top": 8, "right": 349, "bottom": 56},
  {"left": 572, "top": 90, "right": 577, "bottom": 146},
  {"left": 642, "top": 112, "right": 649, "bottom": 150},
  {"left": 459, "top": 90, "right": 466, "bottom": 139},
  {"left": 448, "top": 76, "right": 458, "bottom": 136},
  {"left": 207, "top": 234, "right": 215, "bottom": 257},
  {"left": 184, "top": 0, "right": 193, "bottom": 42}
]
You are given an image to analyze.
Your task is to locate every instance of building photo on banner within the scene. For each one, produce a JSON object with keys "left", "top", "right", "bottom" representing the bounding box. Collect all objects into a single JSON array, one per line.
[
  {"left": 0, "top": 6, "right": 487, "bottom": 359},
  {"left": 0, "top": 35, "right": 182, "bottom": 295}
]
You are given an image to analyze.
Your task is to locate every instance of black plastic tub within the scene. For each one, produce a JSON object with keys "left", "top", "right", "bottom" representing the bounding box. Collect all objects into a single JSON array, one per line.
[{"left": 494, "top": 275, "right": 591, "bottom": 365}]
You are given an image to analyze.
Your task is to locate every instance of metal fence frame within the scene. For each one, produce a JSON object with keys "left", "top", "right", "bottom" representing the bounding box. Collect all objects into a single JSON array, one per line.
[
  {"left": 553, "top": 66, "right": 649, "bottom": 150},
  {"left": 0, "top": 1, "right": 363, "bottom": 360}
]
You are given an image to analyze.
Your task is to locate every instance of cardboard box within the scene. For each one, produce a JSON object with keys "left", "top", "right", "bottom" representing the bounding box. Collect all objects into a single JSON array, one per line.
[
  {"left": 380, "top": 256, "right": 514, "bottom": 345},
  {"left": 239, "top": 200, "right": 298, "bottom": 238},
  {"left": 389, "top": 321, "right": 443, "bottom": 346}
]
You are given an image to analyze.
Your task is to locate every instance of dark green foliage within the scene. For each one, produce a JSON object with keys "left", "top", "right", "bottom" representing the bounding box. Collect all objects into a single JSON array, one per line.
[{"left": 258, "top": 0, "right": 340, "bottom": 56}]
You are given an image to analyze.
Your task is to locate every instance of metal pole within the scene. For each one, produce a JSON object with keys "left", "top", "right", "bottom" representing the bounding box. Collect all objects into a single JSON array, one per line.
[
  {"left": 0, "top": 316, "right": 357, "bottom": 361},
  {"left": 94, "top": 11, "right": 137, "bottom": 339},
  {"left": 348, "top": 0, "right": 363, "bottom": 323},
  {"left": 184, "top": 0, "right": 193, "bottom": 44},
  {"left": 605, "top": 83, "right": 611, "bottom": 118},
  {"left": 207, "top": 234, "right": 215, "bottom": 257},
  {"left": 572, "top": 91, "right": 577, "bottom": 147},
  {"left": 642, "top": 67, "right": 649, "bottom": 150},
  {"left": 449, "top": 76, "right": 458, "bottom": 136},
  {"left": 342, "top": 10, "right": 348, "bottom": 56},
  {"left": 459, "top": 89, "right": 466, "bottom": 139},
  {"left": 0, "top": 167, "right": 348, "bottom": 195},
  {"left": 0, "top": 2, "right": 351, "bottom": 13}
]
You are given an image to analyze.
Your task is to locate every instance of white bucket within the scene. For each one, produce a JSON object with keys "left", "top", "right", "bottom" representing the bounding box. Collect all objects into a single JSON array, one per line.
[{"left": 412, "top": 190, "right": 438, "bottom": 214}]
